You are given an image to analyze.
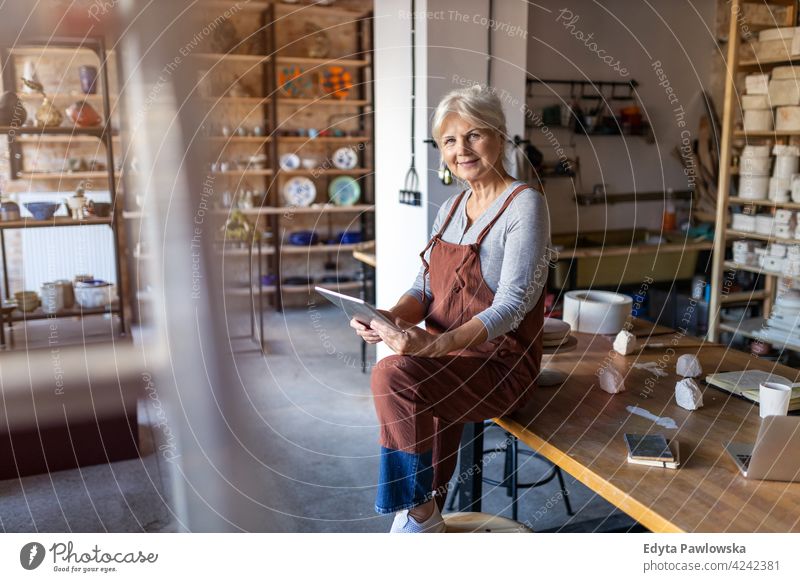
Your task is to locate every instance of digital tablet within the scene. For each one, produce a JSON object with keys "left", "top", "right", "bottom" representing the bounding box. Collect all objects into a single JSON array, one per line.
[{"left": 315, "top": 286, "right": 402, "bottom": 331}]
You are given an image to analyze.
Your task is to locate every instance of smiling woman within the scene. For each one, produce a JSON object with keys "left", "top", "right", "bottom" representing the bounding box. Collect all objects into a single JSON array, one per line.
[{"left": 350, "top": 84, "right": 551, "bottom": 533}]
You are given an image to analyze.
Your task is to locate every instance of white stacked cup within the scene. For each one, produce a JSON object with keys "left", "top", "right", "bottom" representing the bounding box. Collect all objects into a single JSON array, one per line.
[{"left": 771, "top": 144, "right": 799, "bottom": 202}]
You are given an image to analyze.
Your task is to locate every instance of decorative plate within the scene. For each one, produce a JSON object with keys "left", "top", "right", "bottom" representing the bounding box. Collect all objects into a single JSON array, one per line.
[
  {"left": 328, "top": 176, "right": 361, "bottom": 206},
  {"left": 331, "top": 147, "right": 357, "bottom": 170},
  {"left": 278, "top": 65, "right": 312, "bottom": 98},
  {"left": 279, "top": 152, "right": 301, "bottom": 171},
  {"left": 283, "top": 177, "right": 316, "bottom": 207},
  {"left": 320, "top": 66, "right": 353, "bottom": 100}
]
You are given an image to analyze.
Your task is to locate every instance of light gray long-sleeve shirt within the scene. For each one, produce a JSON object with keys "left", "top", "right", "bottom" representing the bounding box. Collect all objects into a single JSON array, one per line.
[{"left": 405, "top": 180, "right": 551, "bottom": 341}]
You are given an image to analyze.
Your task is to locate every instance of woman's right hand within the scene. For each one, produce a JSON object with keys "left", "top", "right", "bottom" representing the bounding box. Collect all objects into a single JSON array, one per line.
[
  {"left": 350, "top": 309, "right": 396, "bottom": 344},
  {"left": 350, "top": 317, "right": 382, "bottom": 344}
]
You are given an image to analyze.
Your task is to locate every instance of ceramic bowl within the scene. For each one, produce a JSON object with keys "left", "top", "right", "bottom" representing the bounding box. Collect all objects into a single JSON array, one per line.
[
  {"left": 334, "top": 231, "right": 362, "bottom": 245},
  {"left": 288, "top": 231, "right": 319, "bottom": 246},
  {"left": 24, "top": 202, "right": 60, "bottom": 220},
  {"left": 92, "top": 202, "right": 112, "bottom": 217},
  {"left": 0, "top": 200, "right": 20, "bottom": 221},
  {"left": 74, "top": 279, "right": 114, "bottom": 308}
]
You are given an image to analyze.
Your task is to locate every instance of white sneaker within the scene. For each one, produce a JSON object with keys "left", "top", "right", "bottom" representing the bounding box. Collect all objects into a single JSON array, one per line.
[{"left": 389, "top": 503, "right": 446, "bottom": 533}]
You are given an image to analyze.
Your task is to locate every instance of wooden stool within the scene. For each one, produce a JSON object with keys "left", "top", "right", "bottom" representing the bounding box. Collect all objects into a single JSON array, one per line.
[{"left": 443, "top": 512, "right": 533, "bottom": 533}]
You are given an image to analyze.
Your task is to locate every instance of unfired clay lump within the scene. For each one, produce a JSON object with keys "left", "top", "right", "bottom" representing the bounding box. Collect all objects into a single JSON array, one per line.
[
  {"left": 675, "top": 378, "right": 704, "bottom": 410},
  {"left": 676, "top": 354, "right": 703, "bottom": 378},
  {"left": 613, "top": 330, "right": 638, "bottom": 355},
  {"left": 597, "top": 366, "right": 626, "bottom": 394}
]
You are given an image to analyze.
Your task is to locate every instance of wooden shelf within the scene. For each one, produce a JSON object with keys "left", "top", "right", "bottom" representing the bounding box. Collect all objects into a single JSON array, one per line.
[
  {"left": 206, "top": 136, "right": 272, "bottom": 143},
  {"left": 726, "top": 229, "right": 800, "bottom": 244},
  {"left": 211, "top": 169, "right": 273, "bottom": 176},
  {"left": 720, "top": 290, "right": 769, "bottom": 303},
  {"left": 225, "top": 281, "right": 364, "bottom": 296},
  {"left": 191, "top": 52, "right": 271, "bottom": 63},
  {"left": 729, "top": 197, "right": 800, "bottom": 210},
  {"left": 13, "top": 134, "right": 119, "bottom": 144},
  {"left": 0, "top": 125, "right": 108, "bottom": 137},
  {"left": 718, "top": 317, "right": 766, "bottom": 341},
  {"left": 278, "top": 136, "right": 370, "bottom": 144},
  {"left": 282, "top": 281, "right": 362, "bottom": 294},
  {"left": 278, "top": 97, "right": 370, "bottom": 107},
  {"left": 724, "top": 260, "right": 788, "bottom": 278},
  {"left": 17, "top": 93, "right": 115, "bottom": 102},
  {"left": 218, "top": 246, "right": 274, "bottom": 256},
  {"left": 733, "top": 129, "right": 800, "bottom": 138},
  {"left": 203, "top": 96, "right": 271, "bottom": 105},
  {"left": 273, "top": 2, "right": 372, "bottom": 18},
  {"left": 275, "top": 56, "right": 370, "bottom": 68},
  {"left": 17, "top": 171, "right": 115, "bottom": 180},
  {"left": 226, "top": 285, "right": 276, "bottom": 296},
  {"left": 8, "top": 46, "right": 102, "bottom": 57},
  {"left": 199, "top": 0, "right": 270, "bottom": 11},
  {"left": 742, "top": 0, "right": 795, "bottom": 5},
  {"left": 8, "top": 304, "right": 119, "bottom": 323},
  {"left": 279, "top": 168, "right": 371, "bottom": 176},
  {"left": 719, "top": 316, "right": 800, "bottom": 352},
  {"left": 226, "top": 204, "right": 374, "bottom": 215},
  {"left": 281, "top": 242, "right": 371, "bottom": 255},
  {"left": 739, "top": 55, "right": 800, "bottom": 72},
  {"left": 0, "top": 216, "right": 113, "bottom": 229}
]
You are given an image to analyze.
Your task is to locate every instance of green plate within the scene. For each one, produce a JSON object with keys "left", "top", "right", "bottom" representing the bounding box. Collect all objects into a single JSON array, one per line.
[{"left": 328, "top": 176, "right": 361, "bottom": 206}]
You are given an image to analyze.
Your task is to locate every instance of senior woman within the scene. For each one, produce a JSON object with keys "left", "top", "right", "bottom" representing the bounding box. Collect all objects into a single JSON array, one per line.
[{"left": 351, "top": 84, "right": 550, "bottom": 533}]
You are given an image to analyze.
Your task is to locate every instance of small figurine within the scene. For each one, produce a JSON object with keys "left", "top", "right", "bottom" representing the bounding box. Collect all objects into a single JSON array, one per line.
[
  {"left": 21, "top": 77, "right": 63, "bottom": 128},
  {"left": 66, "top": 182, "right": 89, "bottom": 220}
]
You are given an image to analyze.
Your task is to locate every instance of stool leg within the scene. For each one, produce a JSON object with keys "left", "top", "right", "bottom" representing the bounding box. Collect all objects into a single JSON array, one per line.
[
  {"left": 510, "top": 435, "right": 519, "bottom": 522},
  {"left": 555, "top": 466, "right": 574, "bottom": 516},
  {"left": 502, "top": 436, "right": 513, "bottom": 496},
  {"left": 446, "top": 480, "right": 460, "bottom": 511}
]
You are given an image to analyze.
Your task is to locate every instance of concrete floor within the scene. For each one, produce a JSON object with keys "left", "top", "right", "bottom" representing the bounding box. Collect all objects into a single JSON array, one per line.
[{"left": 0, "top": 304, "right": 641, "bottom": 532}]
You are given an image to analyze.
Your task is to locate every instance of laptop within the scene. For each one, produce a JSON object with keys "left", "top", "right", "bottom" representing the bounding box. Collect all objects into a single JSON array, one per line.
[{"left": 724, "top": 416, "right": 800, "bottom": 481}]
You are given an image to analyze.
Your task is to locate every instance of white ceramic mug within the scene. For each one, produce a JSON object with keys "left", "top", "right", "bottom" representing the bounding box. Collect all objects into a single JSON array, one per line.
[{"left": 759, "top": 382, "right": 792, "bottom": 418}]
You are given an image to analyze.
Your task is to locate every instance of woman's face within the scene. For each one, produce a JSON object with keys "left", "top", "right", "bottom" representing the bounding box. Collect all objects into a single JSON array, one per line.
[{"left": 439, "top": 114, "right": 504, "bottom": 183}]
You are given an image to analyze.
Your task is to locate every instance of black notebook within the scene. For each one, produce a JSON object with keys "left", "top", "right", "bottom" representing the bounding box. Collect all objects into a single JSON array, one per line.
[{"left": 624, "top": 433, "right": 674, "bottom": 462}]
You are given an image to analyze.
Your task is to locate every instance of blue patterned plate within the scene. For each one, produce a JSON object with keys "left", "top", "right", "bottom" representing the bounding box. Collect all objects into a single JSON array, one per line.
[{"left": 282, "top": 177, "right": 316, "bottom": 207}]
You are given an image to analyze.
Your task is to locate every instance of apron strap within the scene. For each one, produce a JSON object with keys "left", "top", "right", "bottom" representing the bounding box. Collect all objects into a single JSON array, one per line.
[
  {"left": 437, "top": 189, "right": 468, "bottom": 236},
  {"left": 418, "top": 190, "right": 468, "bottom": 301},
  {"left": 475, "top": 184, "right": 530, "bottom": 246}
]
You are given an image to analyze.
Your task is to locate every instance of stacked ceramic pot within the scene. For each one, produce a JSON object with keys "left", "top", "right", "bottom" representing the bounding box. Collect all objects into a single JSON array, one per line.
[
  {"left": 769, "top": 66, "right": 800, "bottom": 131},
  {"left": 771, "top": 144, "right": 799, "bottom": 202},
  {"left": 739, "top": 144, "right": 771, "bottom": 200},
  {"left": 732, "top": 240, "right": 762, "bottom": 267},
  {"left": 743, "top": 73, "right": 772, "bottom": 131},
  {"left": 774, "top": 208, "right": 797, "bottom": 239}
]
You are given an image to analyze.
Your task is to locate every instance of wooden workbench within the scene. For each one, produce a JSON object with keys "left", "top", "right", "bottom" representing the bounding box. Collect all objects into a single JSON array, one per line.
[{"left": 460, "top": 320, "right": 800, "bottom": 532}]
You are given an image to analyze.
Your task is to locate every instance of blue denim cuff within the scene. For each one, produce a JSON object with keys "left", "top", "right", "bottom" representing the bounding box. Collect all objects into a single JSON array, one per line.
[{"left": 375, "top": 447, "right": 433, "bottom": 514}]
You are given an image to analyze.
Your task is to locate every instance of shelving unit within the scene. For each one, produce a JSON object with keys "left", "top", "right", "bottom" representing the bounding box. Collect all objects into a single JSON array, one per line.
[
  {"left": 0, "top": 36, "right": 126, "bottom": 342},
  {"left": 525, "top": 77, "right": 651, "bottom": 137},
  {"left": 709, "top": 0, "right": 799, "bottom": 351},
  {"left": 121, "top": 1, "right": 376, "bottom": 349},
  {"left": 257, "top": 1, "right": 375, "bottom": 316}
]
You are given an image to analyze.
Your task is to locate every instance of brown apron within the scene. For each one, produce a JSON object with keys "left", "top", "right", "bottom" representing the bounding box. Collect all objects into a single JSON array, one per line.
[{"left": 371, "top": 183, "right": 545, "bottom": 511}]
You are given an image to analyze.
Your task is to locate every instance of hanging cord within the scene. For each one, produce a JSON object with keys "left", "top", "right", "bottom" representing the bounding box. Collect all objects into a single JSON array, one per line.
[
  {"left": 402, "top": 0, "right": 421, "bottom": 197},
  {"left": 487, "top": 0, "right": 493, "bottom": 86}
]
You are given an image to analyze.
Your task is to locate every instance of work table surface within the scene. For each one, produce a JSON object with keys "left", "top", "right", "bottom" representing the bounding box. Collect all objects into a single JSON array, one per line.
[{"left": 498, "top": 321, "right": 800, "bottom": 532}]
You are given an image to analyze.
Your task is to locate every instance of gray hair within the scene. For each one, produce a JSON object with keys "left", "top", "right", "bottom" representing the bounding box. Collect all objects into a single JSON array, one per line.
[{"left": 431, "top": 84, "right": 508, "bottom": 146}]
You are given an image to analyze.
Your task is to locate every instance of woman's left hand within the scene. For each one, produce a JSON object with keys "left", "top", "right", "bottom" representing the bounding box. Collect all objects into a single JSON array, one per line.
[{"left": 369, "top": 318, "right": 450, "bottom": 357}]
